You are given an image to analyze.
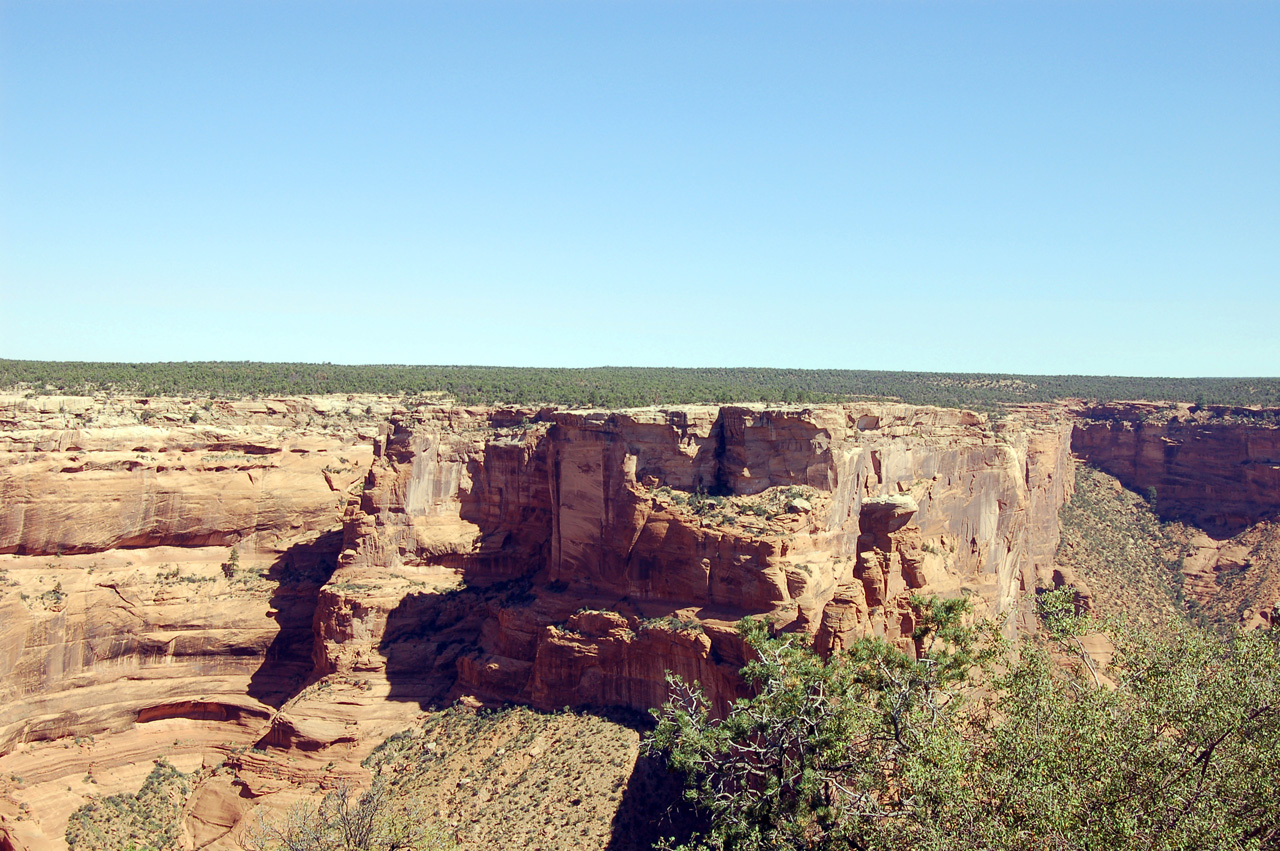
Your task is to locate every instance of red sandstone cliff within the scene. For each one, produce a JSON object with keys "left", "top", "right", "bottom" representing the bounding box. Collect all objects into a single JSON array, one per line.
[
  {"left": 5, "top": 394, "right": 1280, "bottom": 850},
  {"left": 27, "top": 395, "right": 1258, "bottom": 851},
  {"left": 318, "top": 403, "right": 1077, "bottom": 715},
  {"left": 0, "top": 394, "right": 390, "bottom": 850},
  {"left": 1073, "top": 402, "right": 1280, "bottom": 622},
  {"left": 1073, "top": 402, "right": 1280, "bottom": 536}
]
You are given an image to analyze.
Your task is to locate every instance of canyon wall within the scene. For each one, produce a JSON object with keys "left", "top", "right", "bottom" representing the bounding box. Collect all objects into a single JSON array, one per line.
[
  {"left": 1073, "top": 402, "right": 1280, "bottom": 625},
  {"left": 0, "top": 396, "right": 1079, "bottom": 849},
  {"left": 1073, "top": 403, "right": 1280, "bottom": 536},
  {"left": 6, "top": 393, "right": 1280, "bottom": 850},
  {"left": 319, "top": 403, "right": 1077, "bottom": 715},
  {"left": 0, "top": 395, "right": 390, "bottom": 850}
]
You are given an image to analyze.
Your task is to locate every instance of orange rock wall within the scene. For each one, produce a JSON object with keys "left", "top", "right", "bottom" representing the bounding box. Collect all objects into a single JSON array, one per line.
[
  {"left": 324, "top": 403, "right": 1076, "bottom": 715},
  {"left": 0, "top": 395, "right": 382, "bottom": 751},
  {"left": 1073, "top": 403, "right": 1280, "bottom": 536},
  {"left": 0, "top": 396, "right": 1080, "bottom": 849}
]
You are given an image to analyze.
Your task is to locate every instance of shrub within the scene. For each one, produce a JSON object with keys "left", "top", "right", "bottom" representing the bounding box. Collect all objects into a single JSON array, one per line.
[{"left": 240, "top": 778, "right": 456, "bottom": 850}]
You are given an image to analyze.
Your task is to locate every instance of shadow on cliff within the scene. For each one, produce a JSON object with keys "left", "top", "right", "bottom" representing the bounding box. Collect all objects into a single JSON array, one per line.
[
  {"left": 1082, "top": 466, "right": 1276, "bottom": 539},
  {"left": 246, "top": 530, "right": 343, "bottom": 708},
  {"left": 376, "top": 582, "right": 705, "bottom": 850},
  {"left": 1073, "top": 420, "right": 1280, "bottom": 539},
  {"left": 377, "top": 578, "right": 535, "bottom": 708}
]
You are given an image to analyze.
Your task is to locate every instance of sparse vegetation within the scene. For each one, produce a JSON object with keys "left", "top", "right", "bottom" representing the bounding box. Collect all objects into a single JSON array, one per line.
[
  {"left": 221, "top": 547, "right": 240, "bottom": 580},
  {"left": 1056, "top": 464, "right": 1191, "bottom": 626},
  {"left": 358, "top": 704, "right": 669, "bottom": 851},
  {"left": 641, "top": 615, "right": 706, "bottom": 635},
  {"left": 65, "top": 759, "right": 191, "bottom": 851},
  {"left": 241, "top": 778, "right": 455, "bottom": 851},
  {"left": 651, "top": 483, "right": 819, "bottom": 531}
]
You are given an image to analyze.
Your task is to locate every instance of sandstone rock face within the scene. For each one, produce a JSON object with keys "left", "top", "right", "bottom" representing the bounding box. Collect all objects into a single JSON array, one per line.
[
  {"left": 1068, "top": 404, "right": 1280, "bottom": 628},
  {"left": 0, "top": 396, "right": 384, "bottom": 556},
  {"left": 0, "top": 395, "right": 393, "bottom": 850},
  {"left": 0, "top": 396, "right": 1081, "bottom": 850},
  {"left": 8, "top": 393, "right": 1280, "bottom": 851},
  {"left": 324, "top": 403, "right": 1076, "bottom": 716},
  {"left": 1073, "top": 403, "right": 1280, "bottom": 536}
]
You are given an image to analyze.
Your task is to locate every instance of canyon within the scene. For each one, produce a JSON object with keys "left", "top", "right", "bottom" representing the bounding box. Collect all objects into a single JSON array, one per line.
[{"left": 1, "top": 394, "right": 1277, "bottom": 850}]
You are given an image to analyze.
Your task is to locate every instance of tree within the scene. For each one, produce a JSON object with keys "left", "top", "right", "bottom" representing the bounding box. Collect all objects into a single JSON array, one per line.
[
  {"left": 645, "top": 591, "right": 1280, "bottom": 851},
  {"left": 239, "top": 778, "right": 455, "bottom": 851},
  {"left": 645, "top": 597, "right": 998, "bottom": 850}
]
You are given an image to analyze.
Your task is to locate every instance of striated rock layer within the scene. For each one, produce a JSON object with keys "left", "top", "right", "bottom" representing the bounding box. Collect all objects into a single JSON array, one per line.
[
  {"left": 1073, "top": 402, "right": 1280, "bottom": 536},
  {"left": 0, "top": 396, "right": 1081, "bottom": 849},
  {"left": 6, "top": 393, "right": 1280, "bottom": 850},
  {"left": 0, "top": 394, "right": 393, "bottom": 850},
  {"left": 320, "top": 403, "right": 1076, "bottom": 715}
]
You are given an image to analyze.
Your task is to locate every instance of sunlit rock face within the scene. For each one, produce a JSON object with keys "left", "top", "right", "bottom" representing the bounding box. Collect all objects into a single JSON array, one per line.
[
  {"left": 0, "top": 395, "right": 1079, "bottom": 851},
  {"left": 7, "top": 394, "right": 1280, "bottom": 851},
  {"left": 0, "top": 394, "right": 386, "bottom": 851},
  {"left": 325, "top": 402, "right": 1076, "bottom": 714}
]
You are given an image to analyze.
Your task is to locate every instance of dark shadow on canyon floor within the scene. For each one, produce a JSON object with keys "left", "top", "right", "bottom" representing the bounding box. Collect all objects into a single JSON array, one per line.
[
  {"left": 603, "top": 736, "right": 703, "bottom": 851},
  {"left": 246, "top": 529, "right": 343, "bottom": 707}
]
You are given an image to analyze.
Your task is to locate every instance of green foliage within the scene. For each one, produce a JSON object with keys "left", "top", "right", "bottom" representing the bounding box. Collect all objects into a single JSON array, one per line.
[
  {"left": 645, "top": 601, "right": 1000, "bottom": 850},
  {"left": 968, "top": 592, "right": 1280, "bottom": 850},
  {"left": 646, "top": 595, "right": 1280, "bottom": 851},
  {"left": 41, "top": 580, "right": 66, "bottom": 606},
  {"left": 65, "top": 759, "right": 191, "bottom": 851},
  {"left": 4, "top": 359, "right": 1280, "bottom": 409},
  {"left": 641, "top": 615, "right": 706, "bottom": 635},
  {"left": 221, "top": 547, "right": 240, "bottom": 579}
]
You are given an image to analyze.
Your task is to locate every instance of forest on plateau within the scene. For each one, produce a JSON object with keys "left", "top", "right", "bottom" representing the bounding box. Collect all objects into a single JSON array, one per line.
[{"left": 3, "top": 360, "right": 1280, "bottom": 409}]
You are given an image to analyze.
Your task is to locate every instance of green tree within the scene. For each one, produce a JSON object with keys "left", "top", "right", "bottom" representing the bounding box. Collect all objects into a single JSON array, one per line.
[
  {"left": 645, "top": 597, "right": 998, "bottom": 850},
  {"left": 646, "top": 591, "right": 1280, "bottom": 850}
]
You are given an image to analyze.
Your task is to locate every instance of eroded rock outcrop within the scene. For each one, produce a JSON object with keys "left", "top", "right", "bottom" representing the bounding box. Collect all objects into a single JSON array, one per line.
[
  {"left": 0, "top": 394, "right": 390, "bottom": 850},
  {"left": 1073, "top": 402, "right": 1280, "bottom": 536},
  {"left": 1071, "top": 403, "right": 1280, "bottom": 624},
  {"left": 321, "top": 403, "right": 1076, "bottom": 715},
  {"left": 1, "top": 396, "right": 1081, "bottom": 850}
]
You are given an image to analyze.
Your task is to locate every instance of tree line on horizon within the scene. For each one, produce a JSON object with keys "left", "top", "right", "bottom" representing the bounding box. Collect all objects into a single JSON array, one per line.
[{"left": 2, "top": 359, "right": 1279, "bottom": 410}]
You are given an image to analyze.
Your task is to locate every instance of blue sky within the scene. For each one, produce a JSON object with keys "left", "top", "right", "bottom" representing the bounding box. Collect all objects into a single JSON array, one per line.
[{"left": 1, "top": 1, "right": 1276, "bottom": 375}]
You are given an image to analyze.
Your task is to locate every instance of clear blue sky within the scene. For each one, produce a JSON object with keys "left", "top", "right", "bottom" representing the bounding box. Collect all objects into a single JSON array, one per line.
[{"left": 2, "top": 1, "right": 1276, "bottom": 376}]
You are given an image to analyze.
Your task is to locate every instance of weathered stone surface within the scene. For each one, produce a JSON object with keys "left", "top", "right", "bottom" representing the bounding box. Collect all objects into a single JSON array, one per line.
[
  {"left": 0, "top": 395, "right": 393, "bottom": 850},
  {"left": 1073, "top": 403, "right": 1280, "bottom": 536},
  {"left": 0, "top": 396, "right": 1091, "bottom": 850},
  {"left": 326, "top": 403, "right": 1077, "bottom": 716}
]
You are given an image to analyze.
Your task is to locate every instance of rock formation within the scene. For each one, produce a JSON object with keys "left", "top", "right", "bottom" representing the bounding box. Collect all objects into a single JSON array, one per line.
[
  {"left": 4, "top": 392, "right": 1277, "bottom": 850},
  {"left": 1073, "top": 402, "right": 1280, "bottom": 536},
  {"left": 1073, "top": 402, "right": 1280, "bottom": 621},
  {"left": 0, "top": 394, "right": 390, "bottom": 850},
  {"left": 319, "top": 403, "right": 1076, "bottom": 716}
]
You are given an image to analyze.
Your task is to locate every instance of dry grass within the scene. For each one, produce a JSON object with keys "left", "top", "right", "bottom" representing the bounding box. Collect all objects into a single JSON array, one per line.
[
  {"left": 364, "top": 704, "right": 684, "bottom": 851},
  {"left": 1055, "top": 464, "right": 1191, "bottom": 626}
]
